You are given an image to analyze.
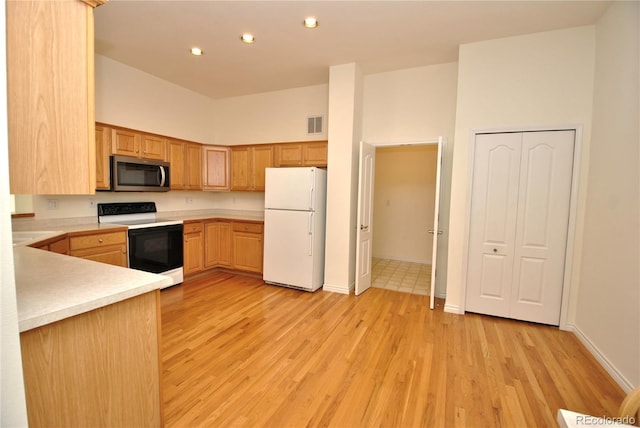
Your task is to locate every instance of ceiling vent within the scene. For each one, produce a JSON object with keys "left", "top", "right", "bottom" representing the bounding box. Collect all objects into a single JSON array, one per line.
[{"left": 307, "top": 115, "right": 324, "bottom": 135}]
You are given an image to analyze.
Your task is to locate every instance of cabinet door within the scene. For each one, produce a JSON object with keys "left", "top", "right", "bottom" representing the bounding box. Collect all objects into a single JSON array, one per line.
[
  {"left": 232, "top": 232, "right": 263, "bottom": 273},
  {"left": 71, "top": 244, "right": 128, "bottom": 267},
  {"left": 112, "top": 129, "right": 141, "bottom": 157},
  {"left": 303, "top": 141, "right": 328, "bottom": 166},
  {"left": 95, "top": 124, "right": 112, "bottom": 190},
  {"left": 252, "top": 146, "right": 274, "bottom": 191},
  {"left": 183, "top": 224, "right": 204, "bottom": 275},
  {"left": 185, "top": 143, "right": 203, "bottom": 190},
  {"left": 203, "top": 146, "right": 230, "bottom": 191},
  {"left": 217, "top": 222, "right": 232, "bottom": 267},
  {"left": 230, "top": 147, "right": 251, "bottom": 191},
  {"left": 168, "top": 140, "right": 185, "bottom": 190},
  {"left": 204, "top": 222, "right": 220, "bottom": 268},
  {"left": 275, "top": 143, "right": 303, "bottom": 167},
  {"left": 7, "top": 0, "right": 98, "bottom": 195},
  {"left": 141, "top": 134, "right": 167, "bottom": 161}
]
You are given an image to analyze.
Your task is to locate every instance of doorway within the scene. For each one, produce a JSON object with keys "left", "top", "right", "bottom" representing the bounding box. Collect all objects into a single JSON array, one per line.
[
  {"left": 355, "top": 138, "right": 447, "bottom": 310},
  {"left": 370, "top": 145, "right": 438, "bottom": 295}
]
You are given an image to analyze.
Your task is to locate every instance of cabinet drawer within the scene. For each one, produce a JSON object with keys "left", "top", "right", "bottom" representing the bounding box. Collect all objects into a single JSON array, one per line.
[
  {"left": 183, "top": 222, "right": 203, "bottom": 234},
  {"left": 69, "top": 231, "right": 126, "bottom": 251},
  {"left": 232, "top": 222, "right": 263, "bottom": 234}
]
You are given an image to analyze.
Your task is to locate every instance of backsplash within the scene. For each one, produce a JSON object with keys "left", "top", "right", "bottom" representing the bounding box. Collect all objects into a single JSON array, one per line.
[{"left": 27, "top": 191, "right": 265, "bottom": 220}]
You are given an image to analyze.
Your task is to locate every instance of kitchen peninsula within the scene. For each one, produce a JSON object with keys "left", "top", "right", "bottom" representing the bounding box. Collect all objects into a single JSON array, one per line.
[{"left": 14, "top": 236, "right": 171, "bottom": 427}]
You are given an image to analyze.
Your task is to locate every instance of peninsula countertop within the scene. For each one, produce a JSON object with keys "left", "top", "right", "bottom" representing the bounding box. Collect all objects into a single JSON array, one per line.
[{"left": 14, "top": 244, "right": 171, "bottom": 333}]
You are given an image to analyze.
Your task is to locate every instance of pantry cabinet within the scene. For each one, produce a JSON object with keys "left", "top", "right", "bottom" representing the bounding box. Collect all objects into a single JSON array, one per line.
[
  {"left": 68, "top": 229, "right": 128, "bottom": 268},
  {"left": 203, "top": 146, "right": 230, "bottom": 191},
  {"left": 230, "top": 145, "right": 274, "bottom": 191},
  {"left": 7, "top": 0, "right": 104, "bottom": 195},
  {"left": 183, "top": 221, "right": 204, "bottom": 276},
  {"left": 231, "top": 222, "right": 263, "bottom": 273},
  {"left": 274, "top": 141, "right": 328, "bottom": 167},
  {"left": 204, "top": 221, "right": 232, "bottom": 268}
]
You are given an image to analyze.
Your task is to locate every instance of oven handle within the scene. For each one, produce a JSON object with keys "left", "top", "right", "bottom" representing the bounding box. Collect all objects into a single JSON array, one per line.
[{"left": 159, "top": 166, "right": 167, "bottom": 187}]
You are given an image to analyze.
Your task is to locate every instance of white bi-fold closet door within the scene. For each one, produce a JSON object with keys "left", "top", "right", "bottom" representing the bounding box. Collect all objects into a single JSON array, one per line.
[{"left": 465, "top": 130, "right": 575, "bottom": 325}]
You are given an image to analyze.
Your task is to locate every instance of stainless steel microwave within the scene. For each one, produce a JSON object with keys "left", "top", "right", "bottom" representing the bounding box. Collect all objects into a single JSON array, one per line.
[{"left": 110, "top": 155, "right": 170, "bottom": 192}]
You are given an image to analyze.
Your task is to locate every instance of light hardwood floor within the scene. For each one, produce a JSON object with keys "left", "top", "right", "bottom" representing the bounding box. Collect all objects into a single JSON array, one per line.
[{"left": 161, "top": 271, "right": 625, "bottom": 427}]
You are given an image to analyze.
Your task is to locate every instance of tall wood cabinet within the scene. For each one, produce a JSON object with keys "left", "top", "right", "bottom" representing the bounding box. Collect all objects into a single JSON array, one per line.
[
  {"left": 7, "top": 0, "right": 105, "bottom": 195},
  {"left": 230, "top": 145, "right": 274, "bottom": 191}
]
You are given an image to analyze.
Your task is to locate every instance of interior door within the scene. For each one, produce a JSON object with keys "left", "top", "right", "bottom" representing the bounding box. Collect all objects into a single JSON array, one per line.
[
  {"left": 510, "top": 130, "right": 574, "bottom": 325},
  {"left": 428, "top": 137, "right": 444, "bottom": 309},
  {"left": 466, "top": 130, "right": 575, "bottom": 325},
  {"left": 466, "top": 133, "right": 522, "bottom": 317},
  {"left": 355, "top": 141, "right": 376, "bottom": 295}
]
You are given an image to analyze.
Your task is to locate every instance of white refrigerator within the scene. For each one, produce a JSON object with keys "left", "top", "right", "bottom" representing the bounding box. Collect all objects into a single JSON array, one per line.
[{"left": 263, "top": 167, "right": 327, "bottom": 291}]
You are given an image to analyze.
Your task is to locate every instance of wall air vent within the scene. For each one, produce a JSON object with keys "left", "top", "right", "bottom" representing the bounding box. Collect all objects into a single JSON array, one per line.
[{"left": 307, "top": 115, "right": 324, "bottom": 135}]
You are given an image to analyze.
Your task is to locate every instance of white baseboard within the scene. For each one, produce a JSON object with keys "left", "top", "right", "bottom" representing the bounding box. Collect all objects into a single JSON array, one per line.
[
  {"left": 570, "top": 324, "right": 634, "bottom": 393},
  {"left": 444, "top": 303, "right": 464, "bottom": 315},
  {"left": 322, "top": 283, "right": 350, "bottom": 295}
]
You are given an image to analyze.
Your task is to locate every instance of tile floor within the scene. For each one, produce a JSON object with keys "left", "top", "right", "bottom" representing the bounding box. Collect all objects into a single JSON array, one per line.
[{"left": 371, "top": 258, "right": 432, "bottom": 295}]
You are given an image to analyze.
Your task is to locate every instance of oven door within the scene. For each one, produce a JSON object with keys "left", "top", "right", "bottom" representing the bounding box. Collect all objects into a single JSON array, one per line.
[{"left": 128, "top": 224, "right": 183, "bottom": 274}]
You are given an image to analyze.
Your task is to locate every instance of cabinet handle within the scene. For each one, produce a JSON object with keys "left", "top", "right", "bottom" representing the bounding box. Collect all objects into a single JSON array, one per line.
[{"left": 98, "top": 238, "right": 104, "bottom": 243}]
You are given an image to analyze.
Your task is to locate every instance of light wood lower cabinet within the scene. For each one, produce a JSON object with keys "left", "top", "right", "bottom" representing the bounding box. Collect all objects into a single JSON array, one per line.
[
  {"left": 186, "top": 219, "right": 264, "bottom": 276},
  {"left": 68, "top": 229, "right": 127, "bottom": 267},
  {"left": 20, "top": 290, "right": 162, "bottom": 428},
  {"left": 231, "top": 222, "right": 263, "bottom": 273},
  {"left": 183, "top": 221, "right": 204, "bottom": 275},
  {"left": 205, "top": 221, "right": 232, "bottom": 268},
  {"left": 32, "top": 235, "right": 69, "bottom": 255}
]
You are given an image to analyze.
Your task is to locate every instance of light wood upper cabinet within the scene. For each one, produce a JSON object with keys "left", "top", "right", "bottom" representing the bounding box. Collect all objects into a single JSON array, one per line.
[
  {"left": 203, "top": 146, "right": 230, "bottom": 191},
  {"left": 7, "top": 0, "right": 101, "bottom": 195},
  {"left": 141, "top": 134, "right": 167, "bottom": 160},
  {"left": 274, "top": 141, "right": 328, "bottom": 167},
  {"left": 185, "top": 143, "right": 203, "bottom": 190},
  {"left": 95, "top": 124, "right": 112, "bottom": 190},
  {"left": 168, "top": 140, "right": 202, "bottom": 190},
  {"left": 230, "top": 145, "right": 274, "bottom": 192},
  {"left": 168, "top": 140, "right": 186, "bottom": 190},
  {"left": 112, "top": 129, "right": 167, "bottom": 161}
]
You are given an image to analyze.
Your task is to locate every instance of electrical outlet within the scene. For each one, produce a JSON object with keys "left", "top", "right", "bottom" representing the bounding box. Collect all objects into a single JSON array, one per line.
[
  {"left": 185, "top": 197, "right": 193, "bottom": 205},
  {"left": 47, "top": 199, "right": 58, "bottom": 210},
  {"left": 89, "top": 198, "right": 96, "bottom": 209}
]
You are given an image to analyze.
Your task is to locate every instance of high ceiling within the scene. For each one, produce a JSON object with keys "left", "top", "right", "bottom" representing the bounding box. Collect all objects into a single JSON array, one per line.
[{"left": 94, "top": 1, "right": 611, "bottom": 99}]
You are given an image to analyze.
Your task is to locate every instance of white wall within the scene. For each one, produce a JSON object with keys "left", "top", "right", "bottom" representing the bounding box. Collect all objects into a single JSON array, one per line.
[
  {"left": 575, "top": 1, "right": 639, "bottom": 390},
  {"left": 95, "top": 55, "right": 215, "bottom": 144},
  {"left": 212, "top": 85, "right": 329, "bottom": 145},
  {"left": 362, "top": 63, "right": 458, "bottom": 297},
  {"left": 373, "top": 145, "right": 438, "bottom": 264},
  {"left": 446, "top": 26, "right": 596, "bottom": 316},
  {"left": 0, "top": 0, "right": 29, "bottom": 423}
]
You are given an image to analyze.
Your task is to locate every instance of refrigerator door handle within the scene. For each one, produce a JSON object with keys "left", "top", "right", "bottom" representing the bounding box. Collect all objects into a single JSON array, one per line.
[
  {"left": 308, "top": 212, "right": 314, "bottom": 256},
  {"left": 309, "top": 169, "right": 315, "bottom": 210}
]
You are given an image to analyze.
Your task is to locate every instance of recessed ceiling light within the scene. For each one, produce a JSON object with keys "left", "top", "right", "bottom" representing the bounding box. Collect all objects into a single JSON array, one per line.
[
  {"left": 303, "top": 17, "right": 318, "bottom": 28},
  {"left": 190, "top": 47, "right": 203, "bottom": 56},
  {"left": 240, "top": 33, "right": 255, "bottom": 44}
]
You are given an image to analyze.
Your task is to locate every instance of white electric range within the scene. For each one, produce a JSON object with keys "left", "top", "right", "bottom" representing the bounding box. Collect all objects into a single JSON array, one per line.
[{"left": 98, "top": 202, "right": 184, "bottom": 287}]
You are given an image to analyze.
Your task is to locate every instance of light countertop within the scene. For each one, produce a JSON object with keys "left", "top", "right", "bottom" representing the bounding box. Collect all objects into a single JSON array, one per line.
[{"left": 14, "top": 246, "right": 171, "bottom": 332}]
